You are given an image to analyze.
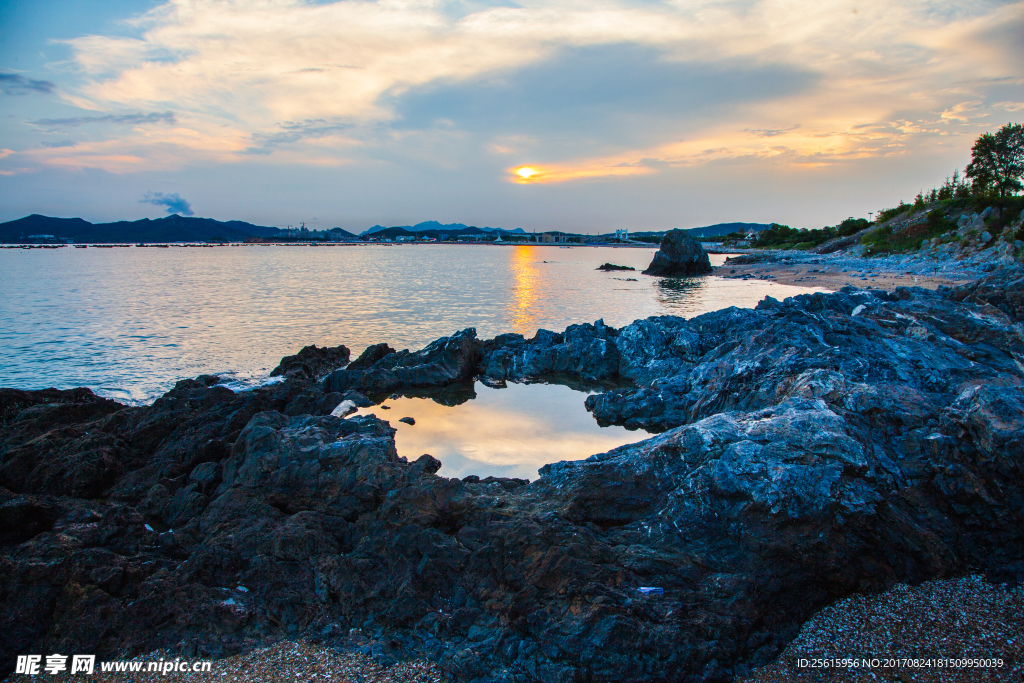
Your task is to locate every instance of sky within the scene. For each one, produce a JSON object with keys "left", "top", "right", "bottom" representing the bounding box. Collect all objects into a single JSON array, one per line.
[{"left": 1, "top": 0, "right": 1022, "bottom": 232}]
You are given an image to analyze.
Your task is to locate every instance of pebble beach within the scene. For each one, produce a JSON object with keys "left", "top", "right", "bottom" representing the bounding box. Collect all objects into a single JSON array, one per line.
[{"left": 743, "top": 576, "right": 1023, "bottom": 682}]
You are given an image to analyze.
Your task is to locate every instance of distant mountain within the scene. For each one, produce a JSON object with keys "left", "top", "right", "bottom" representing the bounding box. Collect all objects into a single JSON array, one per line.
[
  {"left": 684, "top": 222, "right": 772, "bottom": 237},
  {"left": 326, "top": 227, "right": 358, "bottom": 240},
  {"left": 630, "top": 223, "right": 772, "bottom": 239},
  {"left": 365, "top": 225, "right": 493, "bottom": 240},
  {"left": 1, "top": 214, "right": 770, "bottom": 244},
  {"left": 361, "top": 221, "right": 526, "bottom": 236},
  {"left": 0, "top": 214, "right": 280, "bottom": 243}
]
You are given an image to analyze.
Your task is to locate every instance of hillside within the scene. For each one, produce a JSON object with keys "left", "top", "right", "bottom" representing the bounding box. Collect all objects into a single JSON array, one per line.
[
  {"left": 0, "top": 214, "right": 280, "bottom": 243},
  {"left": 361, "top": 221, "right": 526, "bottom": 237}
]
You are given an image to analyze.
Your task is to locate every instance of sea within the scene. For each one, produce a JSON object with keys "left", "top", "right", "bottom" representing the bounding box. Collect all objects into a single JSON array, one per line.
[{"left": 1, "top": 243, "right": 826, "bottom": 478}]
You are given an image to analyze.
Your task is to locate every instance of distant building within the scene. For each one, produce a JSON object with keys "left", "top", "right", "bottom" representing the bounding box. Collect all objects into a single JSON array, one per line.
[{"left": 614, "top": 228, "right": 628, "bottom": 241}]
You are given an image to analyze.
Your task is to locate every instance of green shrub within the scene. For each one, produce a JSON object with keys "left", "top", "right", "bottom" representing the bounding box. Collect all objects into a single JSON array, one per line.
[
  {"left": 861, "top": 210, "right": 958, "bottom": 255},
  {"left": 837, "top": 217, "right": 870, "bottom": 236},
  {"left": 876, "top": 202, "right": 912, "bottom": 223},
  {"left": 752, "top": 223, "right": 834, "bottom": 250}
]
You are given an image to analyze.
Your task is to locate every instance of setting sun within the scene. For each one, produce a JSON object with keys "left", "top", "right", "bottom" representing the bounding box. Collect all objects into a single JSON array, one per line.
[{"left": 516, "top": 166, "right": 539, "bottom": 179}]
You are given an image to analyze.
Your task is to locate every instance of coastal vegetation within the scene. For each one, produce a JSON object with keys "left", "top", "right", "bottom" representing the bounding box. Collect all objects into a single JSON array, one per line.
[
  {"left": 740, "top": 217, "right": 870, "bottom": 250},
  {"left": 863, "top": 123, "right": 1023, "bottom": 255},
  {"left": 739, "top": 123, "right": 1024, "bottom": 256}
]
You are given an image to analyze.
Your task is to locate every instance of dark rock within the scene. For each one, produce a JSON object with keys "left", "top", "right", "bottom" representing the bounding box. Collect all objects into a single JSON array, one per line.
[
  {"left": 944, "top": 264, "right": 1024, "bottom": 322},
  {"left": 723, "top": 252, "right": 778, "bottom": 265},
  {"left": 596, "top": 263, "right": 635, "bottom": 271},
  {"left": 323, "top": 329, "right": 482, "bottom": 396},
  {"left": 2, "top": 268, "right": 1024, "bottom": 682},
  {"left": 341, "top": 391, "right": 374, "bottom": 408},
  {"left": 399, "top": 417, "right": 415, "bottom": 425},
  {"left": 348, "top": 343, "right": 397, "bottom": 371},
  {"left": 478, "top": 321, "right": 621, "bottom": 384},
  {"left": 642, "top": 229, "right": 713, "bottom": 276},
  {"left": 270, "top": 344, "right": 351, "bottom": 381},
  {"left": 0, "top": 493, "right": 60, "bottom": 545},
  {"left": 284, "top": 390, "right": 348, "bottom": 417}
]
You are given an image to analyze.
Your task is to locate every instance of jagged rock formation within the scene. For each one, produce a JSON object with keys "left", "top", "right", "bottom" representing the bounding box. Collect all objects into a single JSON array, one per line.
[
  {"left": 2, "top": 268, "right": 1023, "bottom": 682},
  {"left": 270, "top": 344, "right": 351, "bottom": 381},
  {"left": 642, "top": 228, "right": 713, "bottom": 276}
]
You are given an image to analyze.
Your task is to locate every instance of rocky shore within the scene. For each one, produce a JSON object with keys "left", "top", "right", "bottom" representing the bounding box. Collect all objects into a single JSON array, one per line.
[
  {"left": 2, "top": 265, "right": 1024, "bottom": 681},
  {"left": 718, "top": 207, "right": 1023, "bottom": 292}
]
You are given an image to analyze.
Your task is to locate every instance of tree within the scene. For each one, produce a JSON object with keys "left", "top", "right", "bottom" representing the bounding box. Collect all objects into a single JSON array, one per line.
[{"left": 965, "top": 123, "right": 1024, "bottom": 198}]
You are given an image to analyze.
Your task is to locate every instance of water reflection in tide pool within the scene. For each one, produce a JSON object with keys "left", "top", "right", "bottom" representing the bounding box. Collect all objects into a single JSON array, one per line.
[{"left": 352, "top": 381, "right": 651, "bottom": 480}]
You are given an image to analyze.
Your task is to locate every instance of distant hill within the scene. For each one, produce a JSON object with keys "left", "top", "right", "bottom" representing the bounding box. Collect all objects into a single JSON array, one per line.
[
  {"left": 1, "top": 215, "right": 771, "bottom": 244},
  {"left": 631, "top": 223, "right": 772, "bottom": 239},
  {"left": 684, "top": 222, "right": 772, "bottom": 237},
  {"left": 326, "top": 227, "right": 358, "bottom": 240},
  {"left": 362, "top": 221, "right": 526, "bottom": 237},
  {"left": 0, "top": 214, "right": 281, "bottom": 243}
]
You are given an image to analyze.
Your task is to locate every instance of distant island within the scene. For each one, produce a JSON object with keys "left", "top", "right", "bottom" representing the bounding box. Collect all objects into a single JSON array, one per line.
[{"left": 0, "top": 214, "right": 772, "bottom": 245}]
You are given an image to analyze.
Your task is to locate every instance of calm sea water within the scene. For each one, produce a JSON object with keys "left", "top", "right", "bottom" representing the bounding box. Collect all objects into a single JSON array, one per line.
[
  {"left": 1, "top": 243, "right": 823, "bottom": 403},
  {"left": 2, "top": 242, "right": 827, "bottom": 478}
]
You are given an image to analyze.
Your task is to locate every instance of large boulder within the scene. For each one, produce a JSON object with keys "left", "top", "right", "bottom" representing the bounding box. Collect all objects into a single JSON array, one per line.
[
  {"left": 270, "top": 344, "right": 350, "bottom": 381},
  {"left": 323, "top": 328, "right": 483, "bottom": 396},
  {"left": 642, "top": 228, "right": 713, "bottom": 276}
]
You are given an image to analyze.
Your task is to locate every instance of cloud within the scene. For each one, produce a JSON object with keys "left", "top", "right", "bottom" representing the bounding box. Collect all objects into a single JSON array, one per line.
[
  {"left": 17, "top": 0, "right": 1024, "bottom": 183},
  {"left": 0, "top": 72, "right": 55, "bottom": 95},
  {"left": 31, "top": 112, "right": 176, "bottom": 128},
  {"left": 40, "top": 140, "right": 77, "bottom": 149},
  {"left": 389, "top": 44, "right": 817, "bottom": 157},
  {"left": 746, "top": 124, "right": 802, "bottom": 138},
  {"left": 141, "top": 191, "right": 193, "bottom": 215},
  {"left": 940, "top": 101, "right": 983, "bottom": 122},
  {"left": 242, "top": 119, "right": 351, "bottom": 155}
]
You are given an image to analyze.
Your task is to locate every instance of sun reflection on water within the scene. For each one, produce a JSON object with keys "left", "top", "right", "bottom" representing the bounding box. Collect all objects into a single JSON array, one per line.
[
  {"left": 354, "top": 381, "right": 651, "bottom": 480},
  {"left": 508, "top": 245, "right": 540, "bottom": 336}
]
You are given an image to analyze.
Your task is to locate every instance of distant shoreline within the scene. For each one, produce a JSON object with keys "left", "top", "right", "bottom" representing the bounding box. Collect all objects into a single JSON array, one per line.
[{"left": 0, "top": 241, "right": 660, "bottom": 249}]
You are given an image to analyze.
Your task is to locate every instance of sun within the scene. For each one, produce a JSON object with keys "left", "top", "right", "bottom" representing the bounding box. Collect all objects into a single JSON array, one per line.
[{"left": 516, "top": 166, "right": 539, "bottom": 179}]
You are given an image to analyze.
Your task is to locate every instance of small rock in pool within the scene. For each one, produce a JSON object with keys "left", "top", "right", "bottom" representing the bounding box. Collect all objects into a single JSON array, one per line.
[
  {"left": 379, "top": 404, "right": 390, "bottom": 410},
  {"left": 597, "top": 263, "right": 635, "bottom": 271},
  {"left": 399, "top": 416, "right": 415, "bottom": 425}
]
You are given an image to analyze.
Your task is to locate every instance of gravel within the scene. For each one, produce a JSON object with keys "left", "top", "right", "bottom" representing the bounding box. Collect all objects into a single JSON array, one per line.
[
  {"left": 742, "top": 575, "right": 1023, "bottom": 682},
  {"left": 6, "top": 641, "right": 447, "bottom": 683},
  {"left": 729, "top": 249, "right": 992, "bottom": 279}
]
